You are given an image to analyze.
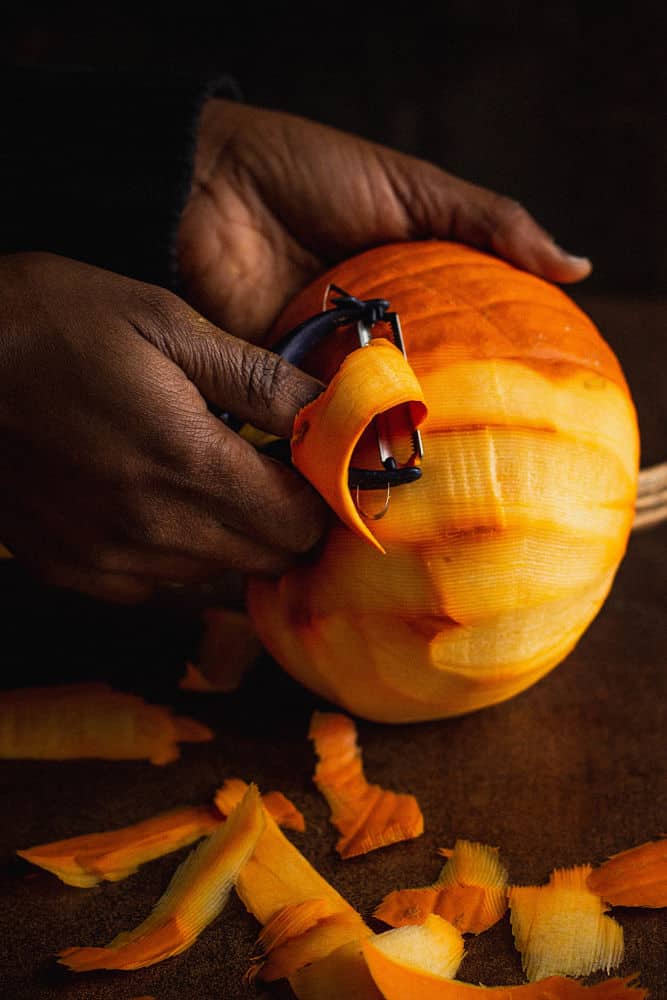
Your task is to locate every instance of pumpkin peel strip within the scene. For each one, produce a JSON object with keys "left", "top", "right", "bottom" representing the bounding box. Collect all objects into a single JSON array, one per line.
[
  {"left": 509, "top": 866, "right": 625, "bottom": 982},
  {"left": 17, "top": 804, "right": 222, "bottom": 887},
  {"left": 586, "top": 837, "right": 667, "bottom": 907},
  {"left": 291, "top": 337, "right": 427, "bottom": 553},
  {"left": 0, "top": 683, "right": 213, "bottom": 764},
  {"left": 18, "top": 783, "right": 302, "bottom": 888},
  {"left": 214, "top": 778, "right": 305, "bottom": 832},
  {"left": 363, "top": 914, "right": 644, "bottom": 1000},
  {"left": 58, "top": 784, "right": 265, "bottom": 971},
  {"left": 374, "top": 839, "right": 508, "bottom": 933},
  {"left": 308, "top": 711, "right": 423, "bottom": 858}
]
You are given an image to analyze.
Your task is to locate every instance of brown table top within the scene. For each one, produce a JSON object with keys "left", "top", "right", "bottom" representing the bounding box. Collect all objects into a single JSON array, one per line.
[{"left": 1, "top": 292, "right": 665, "bottom": 999}]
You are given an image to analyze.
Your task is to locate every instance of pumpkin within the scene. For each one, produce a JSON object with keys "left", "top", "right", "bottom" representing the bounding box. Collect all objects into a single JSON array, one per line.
[{"left": 246, "top": 240, "right": 639, "bottom": 723}]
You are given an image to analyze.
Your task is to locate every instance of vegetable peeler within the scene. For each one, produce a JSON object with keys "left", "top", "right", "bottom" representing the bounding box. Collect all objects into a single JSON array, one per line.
[
  {"left": 225, "top": 285, "right": 424, "bottom": 519},
  {"left": 273, "top": 285, "right": 423, "bottom": 494}
]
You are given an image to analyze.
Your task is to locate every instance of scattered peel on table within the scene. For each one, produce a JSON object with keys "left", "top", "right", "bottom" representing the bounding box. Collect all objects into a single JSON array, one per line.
[
  {"left": 374, "top": 839, "right": 508, "bottom": 933},
  {"left": 19, "top": 781, "right": 304, "bottom": 888},
  {"left": 17, "top": 804, "right": 221, "bottom": 887},
  {"left": 362, "top": 915, "right": 645, "bottom": 1000},
  {"left": 363, "top": 915, "right": 644, "bottom": 999},
  {"left": 250, "top": 901, "right": 366, "bottom": 983},
  {"left": 509, "top": 866, "right": 624, "bottom": 982},
  {"left": 289, "top": 940, "right": 385, "bottom": 1000},
  {"left": 0, "top": 683, "right": 213, "bottom": 764},
  {"left": 179, "top": 607, "right": 263, "bottom": 693},
  {"left": 215, "top": 777, "right": 305, "bottom": 832},
  {"left": 366, "top": 914, "right": 465, "bottom": 983},
  {"left": 586, "top": 837, "right": 667, "bottom": 908},
  {"left": 308, "top": 711, "right": 423, "bottom": 858},
  {"left": 216, "top": 778, "right": 372, "bottom": 992},
  {"left": 58, "top": 783, "right": 264, "bottom": 971}
]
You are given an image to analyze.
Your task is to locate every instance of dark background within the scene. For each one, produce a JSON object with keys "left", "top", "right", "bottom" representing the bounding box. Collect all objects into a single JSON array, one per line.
[
  {"left": 3, "top": 3, "right": 667, "bottom": 296},
  {"left": 1, "top": 7, "right": 666, "bottom": 1000}
]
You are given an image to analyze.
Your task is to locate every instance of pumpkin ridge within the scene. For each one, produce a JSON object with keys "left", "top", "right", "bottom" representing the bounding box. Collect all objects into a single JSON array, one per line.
[{"left": 249, "top": 240, "right": 638, "bottom": 722}]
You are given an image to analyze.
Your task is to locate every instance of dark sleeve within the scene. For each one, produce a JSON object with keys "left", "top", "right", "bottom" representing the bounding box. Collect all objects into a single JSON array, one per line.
[{"left": 0, "top": 66, "right": 241, "bottom": 289}]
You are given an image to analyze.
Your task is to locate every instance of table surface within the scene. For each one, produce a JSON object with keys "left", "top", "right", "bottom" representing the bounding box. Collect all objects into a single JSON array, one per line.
[{"left": 1, "top": 292, "right": 665, "bottom": 1000}]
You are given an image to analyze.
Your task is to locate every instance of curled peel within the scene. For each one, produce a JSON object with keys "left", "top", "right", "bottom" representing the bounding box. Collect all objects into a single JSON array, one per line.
[
  {"left": 291, "top": 339, "right": 427, "bottom": 553},
  {"left": 309, "top": 711, "right": 423, "bottom": 858}
]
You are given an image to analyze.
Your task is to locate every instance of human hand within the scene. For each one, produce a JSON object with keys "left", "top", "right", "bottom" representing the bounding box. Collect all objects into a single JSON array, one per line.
[
  {"left": 176, "top": 99, "right": 591, "bottom": 343},
  {"left": 0, "top": 253, "right": 327, "bottom": 603}
]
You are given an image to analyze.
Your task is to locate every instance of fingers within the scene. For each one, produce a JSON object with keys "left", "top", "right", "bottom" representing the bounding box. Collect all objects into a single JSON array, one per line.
[
  {"left": 449, "top": 179, "right": 592, "bottom": 283},
  {"left": 384, "top": 151, "right": 592, "bottom": 284},
  {"left": 186, "top": 421, "right": 330, "bottom": 556},
  {"left": 33, "top": 563, "right": 156, "bottom": 606},
  {"left": 139, "top": 301, "right": 324, "bottom": 437}
]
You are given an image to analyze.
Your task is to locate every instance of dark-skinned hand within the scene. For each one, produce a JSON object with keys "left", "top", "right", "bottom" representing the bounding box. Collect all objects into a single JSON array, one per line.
[
  {"left": 176, "top": 99, "right": 591, "bottom": 344},
  {"left": 1, "top": 103, "right": 592, "bottom": 605},
  {"left": 0, "top": 252, "right": 326, "bottom": 603}
]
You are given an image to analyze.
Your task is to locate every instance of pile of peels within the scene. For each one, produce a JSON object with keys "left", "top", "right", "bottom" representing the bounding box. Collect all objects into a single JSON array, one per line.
[{"left": 8, "top": 683, "right": 664, "bottom": 998}]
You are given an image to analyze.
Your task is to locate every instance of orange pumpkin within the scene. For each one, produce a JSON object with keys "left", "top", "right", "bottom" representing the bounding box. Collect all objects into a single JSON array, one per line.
[{"left": 247, "top": 241, "right": 639, "bottom": 723}]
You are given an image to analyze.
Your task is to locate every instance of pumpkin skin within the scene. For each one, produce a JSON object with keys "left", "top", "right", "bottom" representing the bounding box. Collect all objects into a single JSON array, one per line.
[{"left": 247, "top": 241, "right": 639, "bottom": 723}]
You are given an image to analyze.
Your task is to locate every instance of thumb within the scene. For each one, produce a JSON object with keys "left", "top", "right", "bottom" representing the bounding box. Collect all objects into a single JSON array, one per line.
[{"left": 142, "top": 301, "right": 324, "bottom": 437}]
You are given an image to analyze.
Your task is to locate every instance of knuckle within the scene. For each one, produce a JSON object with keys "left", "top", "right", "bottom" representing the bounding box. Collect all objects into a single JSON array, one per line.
[
  {"left": 491, "top": 195, "right": 531, "bottom": 234},
  {"left": 134, "top": 285, "right": 197, "bottom": 358},
  {"left": 240, "top": 348, "right": 287, "bottom": 413}
]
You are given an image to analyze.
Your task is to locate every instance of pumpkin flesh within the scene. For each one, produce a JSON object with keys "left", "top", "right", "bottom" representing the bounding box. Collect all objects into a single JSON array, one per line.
[{"left": 247, "top": 241, "right": 639, "bottom": 723}]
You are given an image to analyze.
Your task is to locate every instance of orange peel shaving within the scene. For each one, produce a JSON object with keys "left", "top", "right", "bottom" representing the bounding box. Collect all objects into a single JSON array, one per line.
[
  {"left": 214, "top": 777, "right": 305, "bottom": 833},
  {"left": 308, "top": 710, "right": 423, "bottom": 858},
  {"left": 180, "top": 607, "right": 263, "bottom": 692},
  {"left": 19, "top": 781, "right": 304, "bottom": 888},
  {"left": 363, "top": 915, "right": 644, "bottom": 999},
  {"left": 374, "top": 839, "right": 508, "bottom": 933},
  {"left": 509, "top": 866, "right": 624, "bottom": 982},
  {"left": 250, "top": 900, "right": 366, "bottom": 982},
  {"left": 586, "top": 837, "right": 667, "bottom": 908},
  {"left": 216, "top": 778, "right": 372, "bottom": 990},
  {"left": 0, "top": 683, "right": 213, "bottom": 764},
  {"left": 58, "top": 783, "right": 264, "bottom": 971},
  {"left": 17, "top": 804, "right": 221, "bottom": 887},
  {"left": 291, "top": 338, "right": 427, "bottom": 553}
]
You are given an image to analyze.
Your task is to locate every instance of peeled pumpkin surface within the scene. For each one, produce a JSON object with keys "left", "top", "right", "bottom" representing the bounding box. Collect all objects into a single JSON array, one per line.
[
  {"left": 374, "top": 838, "right": 508, "bottom": 933},
  {"left": 247, "top": 240, "right": 639, "bottom": 723},
  {"left": 0, "top": 682, "right": 213, "bottom": 764},
  {"left": 586, "top": 838, "right": 667, "bottom": 908},
  {"left": 309, "top": 710, "right": 423, "bottom": 857},
  {"left": 508, "top": 866, "right": 625, "bottom": 982},
  {"left": 58, "top": 784, "right": 264, "bottom": 971},
  {"left": 362, "top": 916, "right": 646, "bottom": 1000}
]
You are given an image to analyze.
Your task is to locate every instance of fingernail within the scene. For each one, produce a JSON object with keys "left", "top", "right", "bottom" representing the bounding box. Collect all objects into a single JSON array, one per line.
[
  {"left": 552, "top": 242, "right": 591, "bottom": 267},
  {"left": 564, "top": 253, "right": 592, "bottom": 267}
]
